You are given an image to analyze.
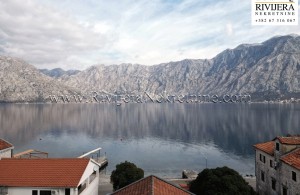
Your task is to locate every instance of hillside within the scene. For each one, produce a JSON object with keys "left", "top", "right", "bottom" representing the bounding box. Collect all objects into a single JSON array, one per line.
[{"left": 1, "top": 34, "right": 300, "bottom": 102}]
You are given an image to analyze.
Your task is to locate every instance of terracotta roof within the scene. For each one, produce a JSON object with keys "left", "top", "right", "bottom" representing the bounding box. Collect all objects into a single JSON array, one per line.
[
  {"left": 112, "top": 175, "right": 193, "bottom": 195},
  {"left": 0, "top": 139, "right": 13, "bottom": 150},
  {"left": 0, "top": 158, "right": 89, "bottom": 187},
  {"left": 281, "top": 148, "right": 300, "bottom": 170},
  {"left": 253, "top": 141, "right": 274, "bottom": 156},
  {"left": 276, "top": 136, "right": 300, "bottom": 145}
]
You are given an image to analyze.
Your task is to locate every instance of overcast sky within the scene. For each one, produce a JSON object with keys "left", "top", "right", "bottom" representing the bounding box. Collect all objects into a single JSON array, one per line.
[{"left": 0, "top": 0, "right": 299, "bottom": 70}]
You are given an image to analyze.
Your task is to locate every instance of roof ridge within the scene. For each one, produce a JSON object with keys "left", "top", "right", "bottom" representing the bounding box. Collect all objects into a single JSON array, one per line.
[
  {"left": 276, "top": 136, "right": 300, "bottom": 145},
  {"left": 0, "top": 138, "right": 14, "bottom": 150},
  {"left": 281, "top": 147, "right": 300, "bottom": 157},
  {"left": 253, "top": 141, "right": 274, "bottom": 156},
  {"left": 280, "top": 147, "right": 300, "bottom": 170},
  {"left": 111, "top": 175, "right": 194, "bottom": 194},
  {"left": 254, "top": 140, "right": 274, "bottom": 145},
  {"left": 3, "top": 158, "right": 90, "bottom": 160},
  {"left": 151, "top": 175, "right": 154, "bottom": 195},
  {"left": 151, "top": 175, "right": 194, "bottom": 194},
  {"left": 0, "top": 138, "right": 13, "bottom": 145},
  {"left": 111, "top": 174, "right": 151, "bottom": 194}
]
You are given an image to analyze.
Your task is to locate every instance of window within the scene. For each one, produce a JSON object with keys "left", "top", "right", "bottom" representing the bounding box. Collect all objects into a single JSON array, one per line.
[
  {"left": 40, "top": 190, "right": 51, "bottom": 195},
  {"left": 65, "top": 188, "right": 70, "bottom": 195},
  {"left": 271, "top": 178, "right": 276, "bottom": 190},
  {"left": 282, "top": 186, "right": 288, "bottom": 195},
  {"left": 276, "top": 142, "right": 280, "bottom": 151},
  {"left": 89, "top": 170, "right": 97, "bottom": 184},
  {"left": 261, "top": 171, "right": 265, "bottom": 182},
  {"left": 32, "top": 190, "right": 38, "bottom": 195},
  {"left": 259, "top": 154, "right": 266, "bottom": 163},
  {"left": 0, "top": 187, "right": 8, "bottom": 195},
  {"left": 78, "top": 182, "right": 87, "bottom": 194},
  {"left": 270, "top": 160, "right": 273, "bottom": 168},
  {"left": 292, "top": 171, "right": 297, "bottom": 182}
]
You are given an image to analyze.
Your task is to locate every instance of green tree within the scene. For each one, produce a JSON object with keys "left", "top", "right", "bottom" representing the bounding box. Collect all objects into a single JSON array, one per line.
[
  {"left": 110, "top": 161, "right": 144, "bottom": 191},
  {"left": 189, "top": 166, "right": 256, "bottom": 195}
]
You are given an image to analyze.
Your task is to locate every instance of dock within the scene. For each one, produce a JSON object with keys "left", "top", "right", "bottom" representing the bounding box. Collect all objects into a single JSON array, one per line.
[
  {"left": 13, "top": 149, "right": 48, "bottom": 159},
  {"left": 78, "top": 147, "right": 108, "bottom": 170}
]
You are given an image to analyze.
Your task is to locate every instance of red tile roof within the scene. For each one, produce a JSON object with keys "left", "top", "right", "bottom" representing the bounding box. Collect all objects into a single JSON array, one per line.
[
  {"left": 281, "top": 148, "right": 300, "bottom": 170},
  {"left": 0, "top": 139, "right": 13, "bottom": 150},
  {"left": 112, "top": 175, "right": 193, "bottom": 195},
  {"left": 0, "top": 158, "right": 89, "bottom": 187},
  {"left": 276, "top": 136, "right": 300, "bottom": 145},
  {"left": 253, "top": 141, "right": 274, "bottom": 156}
]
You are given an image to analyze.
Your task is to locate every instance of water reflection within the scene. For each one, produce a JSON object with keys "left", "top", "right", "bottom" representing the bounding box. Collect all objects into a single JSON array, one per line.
[{"left": 0, "top": 103, "right": 299, "bottom": 177}]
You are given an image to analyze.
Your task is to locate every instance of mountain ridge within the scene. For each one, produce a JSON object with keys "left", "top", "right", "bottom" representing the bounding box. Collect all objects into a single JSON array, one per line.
[
  {"left": 1, "top": 34, "right": 300, "bottom": 102},
  {"left": 0, "top": 56, "right": 79, "bottom": 102}
]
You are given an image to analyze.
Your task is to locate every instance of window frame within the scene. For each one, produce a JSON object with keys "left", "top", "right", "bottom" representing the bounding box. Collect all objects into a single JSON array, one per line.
[
  {"left": 259, "top": 154, "right": 266, "bottom": 163},
  {"left": 276, "top": 142, "right": 280, "bottom": 151},
  {"left": 40, "top": 190, "right": 52, "bottom": 195},
  {"left": 292, "top": 171, "right": 297, "bottom": 182},
  {"left": 32, "top": 190, "right": 38, "bottom": 195},
  {"left": 282, "top": 186, "right": 288, "bottom": 195},
  {"left": 65, "top": 188, "right": 70, "bottom": 195},
  {"left": 271, "top": 178, "right": 276, "bottom": 190},
  {"left": 270, "top": 159, "right": 273, "bottom": 168},
  {"left": 261, "top": 171, "right": 265, "bottom": 182}
]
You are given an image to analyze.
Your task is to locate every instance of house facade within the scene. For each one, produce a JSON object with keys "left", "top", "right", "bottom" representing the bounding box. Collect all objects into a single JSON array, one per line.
[
  {"left": 0, "top": 139, "right": 14, "bottom": 159},
  {"left": 0, "top": 158, "right": 100, "bottom": 195},
  {"left": 254, "top": 136, "right": 300, "bottom": 195}
]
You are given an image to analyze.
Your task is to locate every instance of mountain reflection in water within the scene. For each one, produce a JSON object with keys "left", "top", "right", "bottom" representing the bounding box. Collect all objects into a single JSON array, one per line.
[{"left": 0, "top": 103, "right": 299, "bottom": 177}]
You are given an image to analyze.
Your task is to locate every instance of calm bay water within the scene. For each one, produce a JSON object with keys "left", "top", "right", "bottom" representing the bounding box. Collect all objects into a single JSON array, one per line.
[{"left": 0, "top": 103, "right": 300, "bottom": 178}]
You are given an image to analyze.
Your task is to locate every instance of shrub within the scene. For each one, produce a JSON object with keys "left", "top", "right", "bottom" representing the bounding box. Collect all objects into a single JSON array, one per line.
[
  {"left": 110, "top": 161, "right": 144, "bottom": 191},
  {"left": 189, "top": 166, "right": 256, "bottom": 195}
]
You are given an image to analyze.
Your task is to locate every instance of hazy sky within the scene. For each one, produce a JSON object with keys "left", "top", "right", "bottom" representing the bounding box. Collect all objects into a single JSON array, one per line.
[{"left": 0, "top": 0, "right": 299, "bottom": 70}]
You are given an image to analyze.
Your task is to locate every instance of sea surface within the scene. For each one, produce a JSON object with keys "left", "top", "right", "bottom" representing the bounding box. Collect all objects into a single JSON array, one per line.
[{"left": 1, "top": 103, "right": 299, "bottom": 178}]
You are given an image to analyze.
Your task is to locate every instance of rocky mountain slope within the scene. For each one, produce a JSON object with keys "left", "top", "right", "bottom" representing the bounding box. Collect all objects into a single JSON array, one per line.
[
  {"left": 0, "top": 56, "right": 78, "bottom": 102},
  {"left": 204, "top": 34, "right": 300, "bottom": 100},
  {"left": 0, "top": 34, "right": 299, "bottom": 102},
  {"left": 59, "top": 59, "right": 210, "bottom": 95},
  {"left": 61, "top": 34, "right": 300, "bottom": 101}
]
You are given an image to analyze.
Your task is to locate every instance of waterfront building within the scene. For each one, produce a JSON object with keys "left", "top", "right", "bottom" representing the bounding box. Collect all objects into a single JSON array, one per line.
[
  {"left": 0, "top": 158, "right": 100, "bottom": 195},
  {"left": 254, "top": 136, "right": 300, "bottom": 195}
]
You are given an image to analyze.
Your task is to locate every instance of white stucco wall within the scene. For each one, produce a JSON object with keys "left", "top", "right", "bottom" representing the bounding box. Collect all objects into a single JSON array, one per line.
[
  {"left": 78, "top": 160, "right": 98, "bottom": 185},
  {"left": 0, "top": 148, "right": 13, "bottom": 159},
  {"left": 79, "top": 176, "right": 99, "bottom": 195},
  {"left": 77, "top": 160, "right": 99, "bottom": 195},
  {"left": 7, "top": 187, "right": 72, "bottom": 195}
]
